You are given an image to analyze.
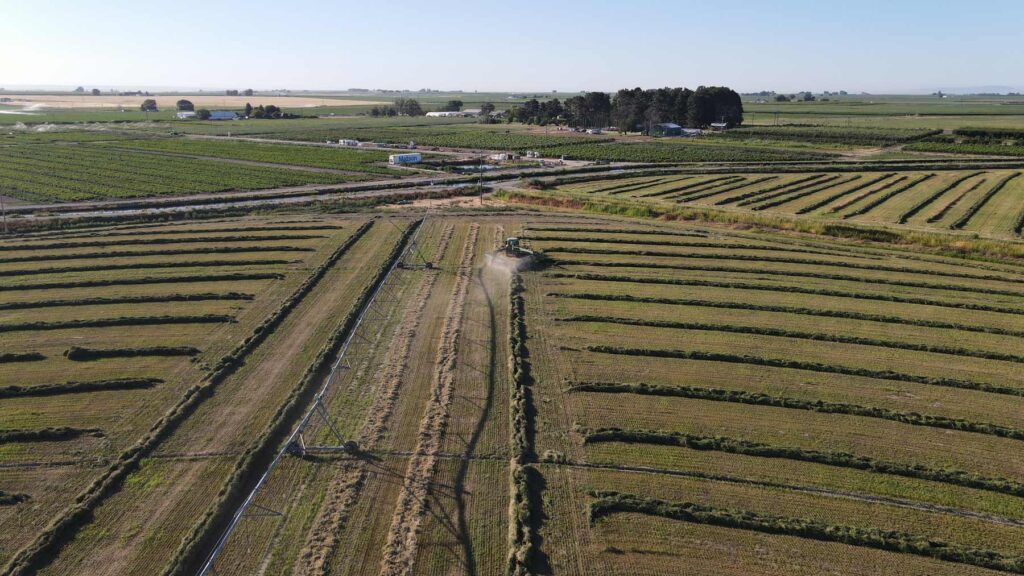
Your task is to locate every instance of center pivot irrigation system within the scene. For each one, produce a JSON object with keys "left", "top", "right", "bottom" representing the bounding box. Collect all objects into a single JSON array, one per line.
[{"left": 198, "top": 217, "right": 429, "bottom": 576}]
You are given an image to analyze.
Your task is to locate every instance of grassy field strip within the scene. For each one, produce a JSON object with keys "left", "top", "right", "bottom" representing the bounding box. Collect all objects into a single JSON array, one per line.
[
  {"left": 793, "top": 173, "right": 898, "bottom": 214},
  {"left": 570, "top": 382, "right": 1024, "bottom": 440},
  {"left": 0, "top": 259, "right": 296, "bottom": 278},
  {"left": 545, "top": 250, "right": 1024, "bottom": 285},
  {"left": 712, "top": 174, "right": 826, "bottom": 205},
  {"left": 379, "top": 223, "right": 478, "bottom": 575},
  {"left": 587, "top": 492, "right": 1024, "bottom": 574},
  {"left": 610, "top": 177, "right": 699, "bottom": 196},
  {"left": 564, "top": 315, "right": 1024, "bottom": 364},
  {"left": 584, "top": 427, "right": 1024, "bottom": 498},
  {"left": 553, "top": 259, "right": 1024, "bottom": 300},
  {"left": 898, "top": 172, "right": 984, "bottom": 223},
  {"left": 296, "top": 223, "right": 455, "bottom": 576},
  {"left": 534, "top": 240, "right": 865, "bottom": 259},
  {"left": 635, "top": 175, "right": 738, "bottom": 199},
  {"left": 584, "top": 345, "right": 1024, "bottom": 397},
  {"left": 548, "top": 243, "right": 1024, "bottom": 281},
  {"left": 549, "top": 293, "right": 1024, "bottom": 337},
  {"left": 669, "top": 176, "right": 777, "bottom": 203},
  {"left": 523, "top": 226, "right": 707, "bottom": 238},
  {"left": 951, "top": 173, "right": 1023, "bottom": 229},
  {"left": 751, "top": 175, "right": 863, "bottom": 211},
  {"left": 573, "top": 459, "right": 1024, "bottom": 529},
  {"left": 825, "top": 175, "right": 910, "bottom": 213},
  {"left": 662, "top": 176, "right": 748, "bottom": 201},
  {"left": 0, "top": 245, "right": 315, "bottom": 265},
  {"left": 738, "top": 175, "right": 856, "bottom": 210},
  {"left": 736, "top": 175, "right": 843, "bottom": 208},
  {"left": 927, "top": 178, "right": 988, "bottom": 223},
  {"left": 592, "top": 177, "right": 679, "bottom": 196},
  {"left": 547, "top": 271, "right": 1024, "bottom": 315},
  {"left": 842, "top": 174, "right": 936, "bottom": 219},
  {"left": 0, "top": 234, "right": 327, "bottom": 252}
]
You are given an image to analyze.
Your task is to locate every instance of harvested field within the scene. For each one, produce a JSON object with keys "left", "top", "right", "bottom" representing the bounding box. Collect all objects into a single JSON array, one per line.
[
  {"left": 8, "top": 210, "right": 1024, "bottom": 576},
  {"left": 551, "top": 167, "right": 1024, "bottom": 238}
]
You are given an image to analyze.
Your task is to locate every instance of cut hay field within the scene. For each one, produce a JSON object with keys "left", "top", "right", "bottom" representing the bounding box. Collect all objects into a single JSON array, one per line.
[
  {"left": 0, "top": 214, "right": 414, "bottom": 574},
  {"left": 550, "top": 167, "right": 1024, "bottom": 238},
  {"left": 515, "top": 219, "right": 1024, "bottom": 575},
  {"left": 6, "top": 210, "right": 1024, "bottom": 576}
]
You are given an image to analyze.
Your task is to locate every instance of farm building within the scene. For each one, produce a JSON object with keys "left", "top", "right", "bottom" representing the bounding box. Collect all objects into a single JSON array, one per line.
[
  {"left": 682, "top": 128, "right": 703, "bottom": 137},
  {"left": 710, "top": 122, "right": 729, "bottom": 131},
  {"left": 426, "top": 111, "right": 464, "bottom": 118},
  {"left": 209, "top": 111, "right": 239, "bottom": 121},
  {"left": 462, "top": 108, "right": 482, "bottom": 117},
  {"left": 652, "top": 122, "right": 682, "bottom": 137},
  {"left": 175, "top": 111, "right": 197, "bottom": 119},
  {"left": 388, "top": 152, "right": 422, "bottom": 165},
  {"left": 489, "top": 152, "right": 518, "bottom": 161},
  {"left": 339, "top": 139, "right": 360, "bottom": 146}
]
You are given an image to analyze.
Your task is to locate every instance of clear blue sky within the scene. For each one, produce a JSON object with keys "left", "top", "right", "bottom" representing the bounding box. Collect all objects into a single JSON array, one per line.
[{"left": 2, "top": 0, "right": 1021, "bottom": 94}]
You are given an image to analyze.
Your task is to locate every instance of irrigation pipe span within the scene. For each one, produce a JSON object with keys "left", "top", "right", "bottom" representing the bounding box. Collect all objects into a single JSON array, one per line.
[{"left": 197, "top": 218, "right": 426, "bottom": 576}]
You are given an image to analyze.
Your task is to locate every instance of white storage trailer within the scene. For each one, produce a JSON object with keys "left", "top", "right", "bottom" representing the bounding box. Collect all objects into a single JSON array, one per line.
[{"left": 389, "top": 153, "right": 422, "bottom": 165}]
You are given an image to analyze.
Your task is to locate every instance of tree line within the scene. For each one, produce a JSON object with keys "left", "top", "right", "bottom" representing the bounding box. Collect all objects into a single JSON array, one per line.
[{"left": 507, "top": 86, "right": 743, "bottom": 132}]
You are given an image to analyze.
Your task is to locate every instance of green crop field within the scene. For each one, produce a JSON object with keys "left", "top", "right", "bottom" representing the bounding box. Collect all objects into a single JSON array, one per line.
[
  {"left": 0, "top": 142, "right": 378, "bottom": 202},
  {"left": 110, "top": 138, "right": 405, "bottom": 174}
]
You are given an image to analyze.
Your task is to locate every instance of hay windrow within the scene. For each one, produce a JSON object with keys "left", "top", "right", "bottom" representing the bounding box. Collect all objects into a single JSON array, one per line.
[
  {"left": 379, "top": 223, "right": 479, "bottom": 576},
  {"left": 296, "top": 223, "right": 456, "bottom": 576}
]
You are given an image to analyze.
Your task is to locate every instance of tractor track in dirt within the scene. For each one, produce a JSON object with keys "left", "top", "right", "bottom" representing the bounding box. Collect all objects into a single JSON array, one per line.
[{"left": 379, "top": 223, "right": 479, "bottom": 576}]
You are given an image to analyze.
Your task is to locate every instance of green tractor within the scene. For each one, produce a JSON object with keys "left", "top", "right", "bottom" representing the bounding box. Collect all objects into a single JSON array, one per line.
[{"left": 503, "top": 237, "right": 534, "bottom": 258}]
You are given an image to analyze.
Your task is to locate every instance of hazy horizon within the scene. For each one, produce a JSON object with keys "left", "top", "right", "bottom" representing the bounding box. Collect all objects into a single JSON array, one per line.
[{"left": 2, "top": 0, "right": 1022, "bottom": 95}]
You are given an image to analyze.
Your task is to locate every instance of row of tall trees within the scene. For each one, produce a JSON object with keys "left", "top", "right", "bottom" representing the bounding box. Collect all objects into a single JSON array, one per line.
[{"left": 506, "top": 86, "right": 743, "bottom": 132}]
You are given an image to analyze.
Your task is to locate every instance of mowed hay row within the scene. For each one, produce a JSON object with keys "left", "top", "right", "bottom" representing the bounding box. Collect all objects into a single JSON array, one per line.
[
  {"left": 552, "top": 298, "right": 1024, "bottom": 367},
  {"left": 380, "top": 223, "right": 479, "bottom": 575},
  {"left": 533, "top": 463, "right": 1013, "bottom": 576},
  {"left": 10, "top": 218, "right": 395, "bottom": 576},
  {"left": 577, "top": 467, "right": 1024, "bottom": 560},
  {"left": 544, "top": 250, "right": 1024, "bottom": 296},
  {"left": 564, "top": 319, "right": 1024, "bottom": 394},
  {"left": 571, "top": 390, "right": 1024, "bottom": 489},
  {"left": 542, "top": 272, "right": 1024, "bottom": 331},
  {"left": 292, "top": 222, "right": 459, "bottom": 576}
]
